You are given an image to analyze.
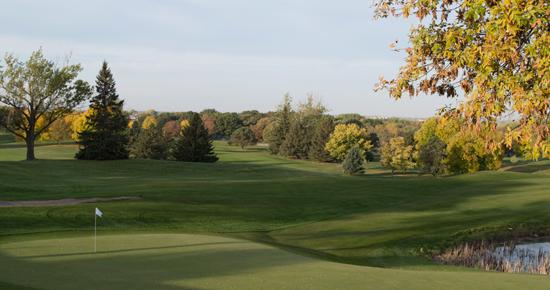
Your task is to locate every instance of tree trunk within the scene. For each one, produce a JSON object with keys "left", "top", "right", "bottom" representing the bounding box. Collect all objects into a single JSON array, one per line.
[{"left": 26, "top": 136, "right": 36, "bottom": 161}]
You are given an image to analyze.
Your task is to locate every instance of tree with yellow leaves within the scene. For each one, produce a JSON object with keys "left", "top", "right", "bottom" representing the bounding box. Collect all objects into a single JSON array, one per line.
[
  {"left": 375, "top": 0, "right": 549, "bottom": 159},
  {"left": 381, "top": 137, "right": 415, "bottom": 175},
  {"left": 141, "top": 115, "right": 158, "bottom": 130},
  {"left": 325, "top": 124, "right": 373, "bottom": 161}
]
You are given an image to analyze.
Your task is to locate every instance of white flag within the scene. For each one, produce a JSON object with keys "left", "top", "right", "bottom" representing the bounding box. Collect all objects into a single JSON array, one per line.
[{"left": 95, "top": 208, "right": 103, "bottom": 218}]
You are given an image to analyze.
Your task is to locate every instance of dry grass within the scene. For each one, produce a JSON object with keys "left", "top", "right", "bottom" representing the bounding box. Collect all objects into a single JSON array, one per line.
[{"left": 437, "top": 241, "right": 550, "bottom": 274}]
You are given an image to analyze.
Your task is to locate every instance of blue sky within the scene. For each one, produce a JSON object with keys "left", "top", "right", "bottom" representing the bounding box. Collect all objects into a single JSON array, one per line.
[{"left": 1, "top": 0, "right": 456, "bottom": 117}]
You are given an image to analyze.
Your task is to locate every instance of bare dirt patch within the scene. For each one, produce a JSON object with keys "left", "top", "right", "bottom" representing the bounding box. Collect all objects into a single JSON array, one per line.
[{"left": 0, "top": 196, "right": 141, "bottom": 207}]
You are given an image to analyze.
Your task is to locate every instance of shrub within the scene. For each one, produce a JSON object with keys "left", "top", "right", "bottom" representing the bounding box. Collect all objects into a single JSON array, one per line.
[{"left": 342, "top": 146, "right": 364, "bottom": 175}]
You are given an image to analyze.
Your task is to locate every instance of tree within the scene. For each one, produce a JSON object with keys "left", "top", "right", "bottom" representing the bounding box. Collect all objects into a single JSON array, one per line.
[
  {"left": 130, "top": 125, "right": 168, "bottom": 160},
  {"left": 251, "top": 117, "right": 270, "bottom": 142},
  {"left": 380, "top": 137, "right": 415, "bottom": 175},
  {"left": 446, "top": 130, "right": 503, "bottom": 174},
  {"left": 265, "top": 94, "right": 292, "bottom": 154},
  {"left": 342, "top": 146, "right": 365, "bottom": 175},
  {"left": 238, "top": 110, "right": 263, "bottom": 126},
  {"left": 309, "top": 115, "right": 335, "bottom": 162},
  {"left": 325, "top": 124, "right": 373, "bottom": 161},
  {"left": 0, "top": 50, "right": 91, "bottom": 160},
  {"left": 279, "top": 96, "right": 327, "bottom": 159},
  {"left": 39, "top": 117, "right": 73, "bottom": 143},
  {"left": 76, "top": 62, "right": 129, "bottom": 160},
  {"left": 417, "top": 136, "right": 447, "bottom": 176},
  {"left": 162, "top": 120, "right": 180, "bottom": 139},
  {"left": 200, "top": 113, "right": 217, "bottom": 136},
  {"left": 141, "top": 115, "right": 158, "bottom": 129},
  {"left": 414, "top": 116, "right": 503, "bottom": 174},
  {"left": 375, "top": 0, "right": 549, "bottom": 159},
  {"left": 279, "top": 115, "right": 311, "bottom": 158},
  {"left": 171, "top": 112, "right": 218, "bottom": 162},
  {"left": 229, "top": 127, "right": 257, "bottom": 149},
  {"left": 215, "top": 112, "right": 242, "bottom": 139}
]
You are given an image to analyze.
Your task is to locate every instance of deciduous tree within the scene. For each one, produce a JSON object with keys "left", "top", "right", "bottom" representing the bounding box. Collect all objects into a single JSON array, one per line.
[
  {"left": 325, "top": 124, "right": 373, "bottom": 161},
  {"left": 229, "top": 127, "right": 257, "bottom": 149},
  {"left": 375, "top": 0, "right": 549, "bottom": 159},
  {"left": 0, "top": 50, "right": 91, "bottom": 160},
  {"left": 380, "top": 137, "right": 415, "bottom": 175}
]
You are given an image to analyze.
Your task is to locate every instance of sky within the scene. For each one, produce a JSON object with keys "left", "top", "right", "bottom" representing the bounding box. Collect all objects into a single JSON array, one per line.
[{"left": 1, "top": 0, "right": 457, "bottom": 118}]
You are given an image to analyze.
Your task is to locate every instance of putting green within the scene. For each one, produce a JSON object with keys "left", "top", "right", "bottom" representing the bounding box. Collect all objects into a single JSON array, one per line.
[{"left": 0, "top": 234, "right": 549, "bottom": 290}]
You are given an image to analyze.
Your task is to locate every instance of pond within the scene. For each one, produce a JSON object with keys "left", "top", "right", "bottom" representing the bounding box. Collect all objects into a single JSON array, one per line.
[
  {"left": 493, "top": 242, "right": 550, "bottom": 272},
  {"left": 437, "top": 240, "right": 550, "bottom": 274}
]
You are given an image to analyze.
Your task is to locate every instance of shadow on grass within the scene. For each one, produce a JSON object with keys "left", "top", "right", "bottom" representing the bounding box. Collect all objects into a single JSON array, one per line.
[
  {"left": 502, "top": 162, "right": 550, "bottom": 173},
  {"left": 18, "top": 241, "right": 245, "bottom": 259},
  {"left": 0, "top": 242, "right": 313, "bottom": 290}
]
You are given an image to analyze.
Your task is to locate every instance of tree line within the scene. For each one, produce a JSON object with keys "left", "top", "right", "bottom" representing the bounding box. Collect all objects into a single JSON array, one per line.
[
  {"left": 0, "top": 49, "right": 546, "bottom": 173},
  {"left": 0, "top": 50, "right": 217, "bottom": 162}
]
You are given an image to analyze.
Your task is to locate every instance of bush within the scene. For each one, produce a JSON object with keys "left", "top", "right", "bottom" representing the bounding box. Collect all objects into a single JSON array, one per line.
[{"left": 342, "top": 146, "right": 364, "bottom": 175}]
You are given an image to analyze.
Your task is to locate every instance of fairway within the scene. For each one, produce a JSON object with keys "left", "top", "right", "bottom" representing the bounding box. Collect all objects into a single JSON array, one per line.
[
  {"left": 1, "top": 143, "right": 550, "bottom": 289},
  {"left": 2, "top": 233, "right": 550, "bottom": 290}
]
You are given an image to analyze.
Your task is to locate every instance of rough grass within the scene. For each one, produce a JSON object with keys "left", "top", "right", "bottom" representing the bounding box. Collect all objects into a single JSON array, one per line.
[{"left": 0, "top": 141, "right": 549, "bottom": 289}]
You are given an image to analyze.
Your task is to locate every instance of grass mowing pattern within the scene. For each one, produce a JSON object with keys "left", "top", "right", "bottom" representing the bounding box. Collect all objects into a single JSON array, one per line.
[{"left": 0, "top": 142, "right": 549, "bottom": 289}]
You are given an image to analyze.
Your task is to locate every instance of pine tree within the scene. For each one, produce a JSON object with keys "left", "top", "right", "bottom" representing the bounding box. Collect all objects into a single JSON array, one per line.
[
  {"left": 309, "top": 115, "right": 335, "bottom": 162},
  {"left": 171, "top": 113, "right": 218, "bottom": 162},
  {"left": 130, "top": 125, "right": 169, "bottom": 160},
  {"left": 266, "top": 94, "right": 292, "bottom": 154},
  {"left": 76, "top": 62, "right": 129, "bottom": 160},
  {"left": 279, "top": 115, "right": 311, "bottom": 159},
  {"left": 342, "top": 146, "right": 364, "bottom": 175}
]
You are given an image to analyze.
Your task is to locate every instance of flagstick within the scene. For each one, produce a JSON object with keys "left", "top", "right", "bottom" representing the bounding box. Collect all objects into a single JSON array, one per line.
[{"left": 94, "top": 212, "right": 97, "bottom": 253}]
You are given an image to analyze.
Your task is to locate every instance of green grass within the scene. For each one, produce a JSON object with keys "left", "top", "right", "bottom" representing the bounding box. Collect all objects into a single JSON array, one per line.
[
  {"left": 0, "top": 142, "right": 549, "bottom": 289},
  {"left": 2, "top": 233, "right": 550, "bottom": 290}
]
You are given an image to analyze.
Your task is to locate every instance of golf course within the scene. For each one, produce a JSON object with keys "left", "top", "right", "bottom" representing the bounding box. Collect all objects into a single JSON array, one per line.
[{"left": 1, "top": 141, "right": 549, "bottom": 289}]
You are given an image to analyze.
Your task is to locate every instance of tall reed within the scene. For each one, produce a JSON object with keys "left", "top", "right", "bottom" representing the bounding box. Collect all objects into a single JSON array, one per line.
[{"left": 436, "top": 241, "right": 550, "bottom": 275}]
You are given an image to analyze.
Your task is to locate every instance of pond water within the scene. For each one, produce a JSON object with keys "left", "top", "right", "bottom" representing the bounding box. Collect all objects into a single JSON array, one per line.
[{"left": 493, "top": 242, "right": 550, "bottom": 271}]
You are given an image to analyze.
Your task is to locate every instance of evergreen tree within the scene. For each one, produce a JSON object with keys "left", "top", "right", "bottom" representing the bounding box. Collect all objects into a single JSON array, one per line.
[
  {"left": 417, "top": 136, "right": 447, "bottom": 176},
  {"left": 279, "top": 96, "right": 327, "bottom": 159},
  {"left": 171, "top": 113, "right": 218, "bottom": 162},
  {"left": 265, "top": 94, "right": 292, "bottom": 154},
  {"left": 76, "top": 62, "right": 129, "bottom": 160},
  {"left": 309, "top": 115, "right": 335, "bottom": 162},
  {"left": 130, "top": 125, "right": 169, "bottom": 160},
  {"left": 342, "top": 146, "right": 364, "bottom": 175},
  {"left": 279, "top": 115, "right": 311, "bottom": 159}
]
